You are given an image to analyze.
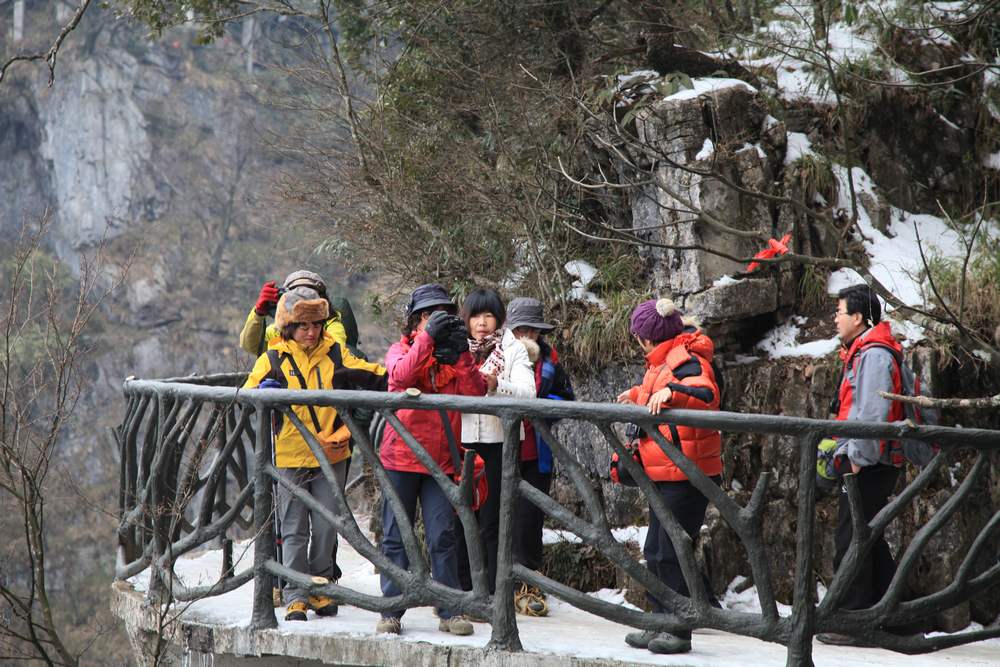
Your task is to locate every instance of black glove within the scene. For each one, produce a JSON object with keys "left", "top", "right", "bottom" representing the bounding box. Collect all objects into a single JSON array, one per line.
[
  {"left": 433, "top": 325, "right": 470, "bottom": 366},
  {"left": 433, "top": 344, "right": 461, "bottom": 366},
  {"left": 424, "top": 311, "right": 457, "bottom": 341}
]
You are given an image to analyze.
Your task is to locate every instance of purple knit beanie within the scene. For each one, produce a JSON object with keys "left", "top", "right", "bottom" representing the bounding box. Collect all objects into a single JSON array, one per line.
[{"left": 629, "top": 298, "right": 684, "bottom": 342}]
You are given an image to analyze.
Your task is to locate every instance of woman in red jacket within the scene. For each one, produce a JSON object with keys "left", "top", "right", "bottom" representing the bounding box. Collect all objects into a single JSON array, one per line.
[
  {"left": 615, "top": 298, "right": 722, "bottom": 656},
  {"left": 376, "top": 284, "right": 486, "bottom": 637}
]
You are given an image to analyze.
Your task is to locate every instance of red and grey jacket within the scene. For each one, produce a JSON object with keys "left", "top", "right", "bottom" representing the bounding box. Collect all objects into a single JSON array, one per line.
[
  {"left": 379, "top": 331, "right": 487, "bottom": 475},
  {"left": 833, "top": 321, "right": 905, "bottom": 468},
  {"left": 626, "top": 331, "right": 722, "bottom": 482}
]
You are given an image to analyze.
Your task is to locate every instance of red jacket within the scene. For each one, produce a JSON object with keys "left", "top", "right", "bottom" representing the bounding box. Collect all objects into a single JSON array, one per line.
[
  {"left": 380, "top": 331, "right": 487, "bottom": 475},
  {"left": 835, "top": 321, "right": 904, "bottom": 467},
  {"left": 626, "top": 331, "right": 722, "bottom": 482}
]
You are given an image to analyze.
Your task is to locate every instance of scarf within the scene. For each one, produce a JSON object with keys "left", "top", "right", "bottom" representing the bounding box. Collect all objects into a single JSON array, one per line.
[{"left": 470, "top": 329, "right": 505, "bottom": 376}]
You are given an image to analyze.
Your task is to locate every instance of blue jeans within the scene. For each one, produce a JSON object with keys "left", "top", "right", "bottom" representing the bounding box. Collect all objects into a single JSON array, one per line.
[{"left": 380, "top": 470, "right": 461, "bottom": 619}]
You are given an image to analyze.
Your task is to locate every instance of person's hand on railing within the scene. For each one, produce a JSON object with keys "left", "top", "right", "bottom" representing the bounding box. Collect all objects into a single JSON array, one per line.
[
  {"left": 616, "top": 390, "right": 635, "bottom": 405},
  {"left": 646, "top": 387, "right": 673, "bottom": 414},
  {"left": 257, "top": 378, "right": 282, "bottom": 390}
]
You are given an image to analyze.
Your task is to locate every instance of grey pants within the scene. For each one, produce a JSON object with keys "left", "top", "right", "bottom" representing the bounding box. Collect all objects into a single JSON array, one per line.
[{"left": 277, "top": 462, "right": 347, "bottom": 604}]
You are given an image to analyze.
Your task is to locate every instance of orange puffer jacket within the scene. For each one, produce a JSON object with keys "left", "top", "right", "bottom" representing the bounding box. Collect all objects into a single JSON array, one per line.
[{"left": 626, "top": 330, "right": 722, "bottom": 482}]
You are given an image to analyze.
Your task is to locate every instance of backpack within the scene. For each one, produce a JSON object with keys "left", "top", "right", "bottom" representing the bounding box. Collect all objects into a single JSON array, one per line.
[
  {"left": 866, "top": 344, "right": 940, "bottom": 467},
  {"left": 264, "top": 345, "right": 350, "bottom": 436}
]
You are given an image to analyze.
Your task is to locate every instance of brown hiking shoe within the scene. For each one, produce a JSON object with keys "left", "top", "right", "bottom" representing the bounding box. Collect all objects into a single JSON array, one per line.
[
  {"left": 376, "top": 616, "right": 401, "bottom": 634},
  {"left": 438, "top": 615, "right": 474, "bottom": 636}
]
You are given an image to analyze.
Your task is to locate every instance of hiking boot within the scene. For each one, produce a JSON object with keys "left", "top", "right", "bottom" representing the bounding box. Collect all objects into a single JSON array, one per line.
[
  {"left": 514, "top": 582, "right": 548, "bottom": 617},
  {"left": 308, "top": 595, "right": 338, "bottom": 617},
  {"left": 647, "top": 632, "right": 692, "bottom": 654},
  {"left": 438, "top": 615, "right": 474, "bottom": 636},
  {"left": 624, "top": 629, "right": 658, "bottom": 649},
  {"left": 816, "top": 632, "right": 865, "bottom": 646},
  {"left": 376, "top": 616, "right": 401, "bottom": 634},
  {"left": 464, "top": 611, "right": 490, "bottom": 623},
  {"left": 284, "top": 600, "right": 308, "bottom": 622}
]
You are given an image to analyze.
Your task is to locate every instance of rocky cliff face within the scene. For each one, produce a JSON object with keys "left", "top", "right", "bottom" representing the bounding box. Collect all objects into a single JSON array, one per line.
[{"left": 546, "top": 79, "right": 1000, "bottom": 630}]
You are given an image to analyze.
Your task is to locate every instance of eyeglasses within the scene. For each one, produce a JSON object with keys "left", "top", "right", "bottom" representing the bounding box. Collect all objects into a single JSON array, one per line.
[{"left": 294, "top": 321, "right": 325, "bottom": 331}]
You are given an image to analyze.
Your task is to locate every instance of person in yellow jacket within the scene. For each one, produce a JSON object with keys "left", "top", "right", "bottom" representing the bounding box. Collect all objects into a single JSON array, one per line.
[
  {"left": 244, "top": 285, "right": 387, "bottom": 622},
  {"left": 240, "top": 270, "right": 349, "bottom": 356}
]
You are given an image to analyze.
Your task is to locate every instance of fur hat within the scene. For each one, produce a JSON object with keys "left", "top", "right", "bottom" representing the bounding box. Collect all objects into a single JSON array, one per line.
[
  {"left": 275, "top": 286, "right": 329, "bottom": 330},
  {"left": 629, "top": 297, "right": 684, "bottom": 342}
]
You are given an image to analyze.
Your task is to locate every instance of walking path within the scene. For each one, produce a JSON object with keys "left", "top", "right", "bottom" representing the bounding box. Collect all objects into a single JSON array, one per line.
[{"left": 116, "top": 539, "right": 1000, "bottom": 666}]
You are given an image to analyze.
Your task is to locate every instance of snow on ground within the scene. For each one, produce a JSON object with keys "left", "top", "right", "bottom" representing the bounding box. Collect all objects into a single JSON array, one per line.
[
  {"left": 755, "top": 316, "right": 840, "bottom": 359},
  {"left": 758, "top": 129, "right": 995, "bottom": 357},
  {"left": 830, "top": 161, "right": 965, "bottom": 310},
  {"left": 784, "top": 131, "right": 815, "bottom": 165},
  {"left": 695, "top": 138, "right": 715, "bottom": 161},
  {"left": 713, "top": 274, "right": 741, "bottom": 287},
  {"left": 738, "top": 2, "right": 889, "bottom": 104},
  {"left": 565, "top": 259, "right": 607, "bottom": 309},
  {"left": 662, "top": 77, "right": 757, "bottom": 102},
  {"left": 129, "top": 541, "right": 1000, "bottom": 666}
]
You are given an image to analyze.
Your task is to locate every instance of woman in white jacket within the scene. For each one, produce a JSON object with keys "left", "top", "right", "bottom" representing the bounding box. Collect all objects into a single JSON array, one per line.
[{"left": 455, "top": 288, "right": 536, "bottom": 596}]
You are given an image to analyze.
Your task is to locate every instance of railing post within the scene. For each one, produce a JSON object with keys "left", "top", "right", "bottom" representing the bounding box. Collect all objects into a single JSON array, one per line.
[
  {"left": 488, "top": 414, "right": 523, "bottom": 651},
  {"left": 787, "top": 429, "right": 822, "bottom": 666},
  {"left": 251, "top": 405, "right": 277, "bottom": 629}
]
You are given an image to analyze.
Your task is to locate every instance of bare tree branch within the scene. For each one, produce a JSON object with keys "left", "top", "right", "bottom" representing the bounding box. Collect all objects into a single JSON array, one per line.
[{"left": 0, "top": 0, "right": 93, "bottom": 87}]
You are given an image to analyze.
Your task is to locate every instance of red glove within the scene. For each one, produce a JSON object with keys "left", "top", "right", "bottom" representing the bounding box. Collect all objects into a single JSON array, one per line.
[{"left": 254, "top": 280, "right": 279, "bottom": 316}]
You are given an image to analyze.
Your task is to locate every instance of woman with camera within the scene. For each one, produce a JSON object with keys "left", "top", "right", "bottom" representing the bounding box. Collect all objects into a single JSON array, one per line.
[{"left": 376, "top": 284, "right": 487, "bottom": 637}]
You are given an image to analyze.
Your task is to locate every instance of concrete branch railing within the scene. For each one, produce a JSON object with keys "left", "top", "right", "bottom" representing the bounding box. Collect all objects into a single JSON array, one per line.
[{"left": 114, "top": 374, "right": 1000, "bottom": 666}]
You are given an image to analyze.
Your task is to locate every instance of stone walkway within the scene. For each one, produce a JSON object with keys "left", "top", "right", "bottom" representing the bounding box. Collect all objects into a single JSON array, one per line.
[{"left": 113, "top": 540, "right": 1000, "bottom": 666}]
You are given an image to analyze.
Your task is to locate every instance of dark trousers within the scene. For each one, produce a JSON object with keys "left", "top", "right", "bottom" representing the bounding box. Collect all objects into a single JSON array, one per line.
[
  {"left": 644, "top": 477, "right": 720, "bottom": 640},
  {"left": 513, "top": 459, "right": 551, "bottom": 572},
  {"left": 380, "top": 470, "right": 461, "bottom": 619},
  {"left": 455, "top": 441, "right": 504, "bottom": 593},
  {"left": 834, "top": 464, "right": 900, "bottom": 610}
]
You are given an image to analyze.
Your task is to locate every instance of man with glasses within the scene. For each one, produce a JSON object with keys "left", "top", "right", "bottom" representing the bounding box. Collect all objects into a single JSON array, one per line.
[{"left": 817, "top": 285, "right": 906, "bottom": 646}]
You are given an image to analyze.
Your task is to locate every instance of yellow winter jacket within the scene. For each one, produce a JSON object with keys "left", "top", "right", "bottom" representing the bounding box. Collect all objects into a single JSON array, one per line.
[
  {"left": 243, "top": 332, "right": 386, "bottom": 468},
  {"left": 239, "top": 308, "right": 347, "bottom": 356}
]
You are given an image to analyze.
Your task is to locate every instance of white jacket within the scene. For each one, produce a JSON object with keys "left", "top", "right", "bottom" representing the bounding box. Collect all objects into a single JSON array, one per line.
[{"left": 461, "top": 328, "right": 536, "bottom": 443}]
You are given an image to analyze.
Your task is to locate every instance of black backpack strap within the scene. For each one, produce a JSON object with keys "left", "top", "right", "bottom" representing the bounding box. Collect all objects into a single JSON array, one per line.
[
  {"left": 438, "top": 409, "right": 464, "bottom": 474},
  {"left": 327, "top": 342, "right": 343, "bottom": 369},
  {"left": 265, "top": 349, "right": 286, "bottom": 386},
  {"left": 282, "top": 353, "right": 323, "bottom": 433}
]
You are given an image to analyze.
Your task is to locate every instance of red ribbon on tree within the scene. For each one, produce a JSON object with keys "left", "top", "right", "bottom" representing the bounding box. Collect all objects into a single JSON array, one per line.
[{"left": 746, "top": 233, "right": 791, "bottom": 272}]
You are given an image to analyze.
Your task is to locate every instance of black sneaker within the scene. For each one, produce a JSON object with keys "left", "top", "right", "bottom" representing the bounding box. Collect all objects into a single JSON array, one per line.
[
  {"left": 624, "top": 630, "right": 658, "bottom": 649},
  {"left": 647, "top": 632, "right": 692, "bottom": 654}
]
